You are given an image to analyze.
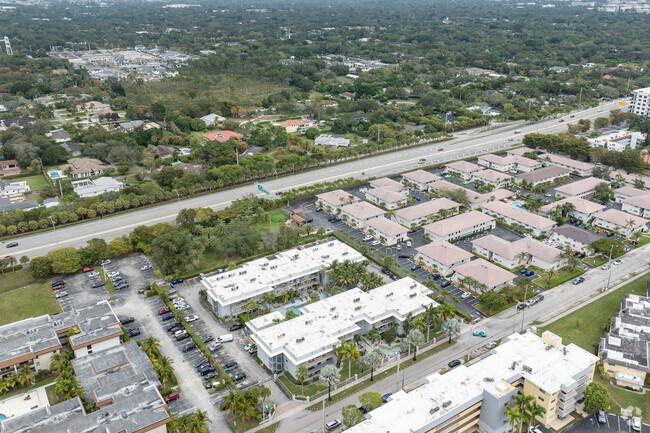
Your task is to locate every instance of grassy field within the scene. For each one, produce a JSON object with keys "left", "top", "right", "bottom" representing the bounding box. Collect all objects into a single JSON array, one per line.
[
  {"left": 531, "top": 265, "right": 585, "bottom": 289},
  {"left": 278, "top": 374, "right": 326, "bottom": 397},
  {"left": 541, "top": 272, "right": 649, "bottom": 353},
  {"left": 256, "top": 209, "right": 290, "bottom": 231},
  {"left": 0, "top": 268, "right": 35, "bottom": 293},
  {"left": 15, "top": 174, "right": 49, "bottom": 191},
  {"left": 0, "top": 282, "right": 62, "bottom": 326},
  {"left": 45, "top": 384, "right": 63, "bottom": 405}
]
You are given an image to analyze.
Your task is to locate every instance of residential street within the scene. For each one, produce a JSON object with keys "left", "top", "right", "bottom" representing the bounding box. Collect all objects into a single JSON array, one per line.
[{"left": 4, "top": 99, "right": 625, "bottom": 261}]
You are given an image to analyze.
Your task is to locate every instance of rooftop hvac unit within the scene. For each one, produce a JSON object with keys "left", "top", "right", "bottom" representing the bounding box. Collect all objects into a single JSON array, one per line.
[
  {"left": 342, "top": 251, "right": 348, "bottom": 256},
  {"left": 355, "top": 306, "right": 362, "bottom": 310},
  {"left": 442, "top": 400, "right": 452, "bottom": 408},
  {"left": 353, "top": 298, "right": 361, "bottom": 302},
  {"left": 429, "top": 406, "right": 440, "bottom": 414},
  {"left": 321, "top": 255, "right": 330, "bottom": 259},
  {"left": 522, "top": 365, "right": 532, "bottom": 373},
  {"left": 563, "top": 347, "right": 567, "bottom": 355},
  {"left": 410, "top": 283, "right": 417, "bottom": 289},
  {"left": 250, "top": 278, "right": 256, "bottom": 282},
  {"left": 483, "top": 377, "right": 495, "bottom": 382},
  {"left": 546, "top": 345, "right": 552, "bottom": 351},
  {"left": 511, "top": 361, "right": 516, "bottom": 370},
  {"left": 328, "top": 242, "right": 334, "bottom": 246},
  {"left": 409, "top": 293, "right": 417, "bottom": 298},
  {"left": 330, "top": 307, "right": 336, "bottom": 311},
  {"left": 296, "top": 337, "right": 305, "bottom": 343}
]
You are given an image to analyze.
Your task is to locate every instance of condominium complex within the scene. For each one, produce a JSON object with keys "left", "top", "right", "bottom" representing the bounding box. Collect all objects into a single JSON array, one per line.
[
  {"left": 423, "top": 210, "right": 496, "bottom": 242},
  {"left": 539, "top": 197, "right": 606, "bottom": 222},
  {"left": 347, "top": 331, "right": 598, "bottom": 433},
  {"left": 481, "top": 201, "right": 556, "bottom": 236},
  {"left": 391, "top": 198, "right": 460, "bottom": 228},
  {"left": 599, "top": 294, "right": 650, "bottom": 390},
  {"left": 202, "top": 240, "right": 365, "bottom": 317},
  {"left": 0, "top": 301, "right": 122, "bottom": 379},
  {"left": 630, "top": 87, "right": 650, "bottom": 117},
  {"left": 247, "top": 278, "right": 436, "bottom": 378},
  {"left": 472, "top": 235, "right": 564, "bottom": 270}
]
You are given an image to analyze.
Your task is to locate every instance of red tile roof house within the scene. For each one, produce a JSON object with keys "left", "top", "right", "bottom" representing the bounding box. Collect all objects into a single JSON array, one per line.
[
  {"left": 0, "top": 159, "right": 21, "bottom": 177},
  {"left": 203, "top": 130, "right": 243, "bottom": 142}
]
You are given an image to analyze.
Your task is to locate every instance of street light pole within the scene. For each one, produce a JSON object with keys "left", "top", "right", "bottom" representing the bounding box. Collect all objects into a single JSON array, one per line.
[
  {"left": 520, "top": 283, "right": 530, "bottom": 333},
  {"left": 322, "top": 399, "right": 326, "bottom": 433},
  {"left": 604, "top": 244, "right": 615, "bottom": 292},
  {"left": 173, "top": 190, "right": 180, "bottom": 211},
  {"left": 49, "top": 216, "right": 58, "bottom": 244},
  {"left": 396, "top": 353, "right": 401, "bottom": 392}
]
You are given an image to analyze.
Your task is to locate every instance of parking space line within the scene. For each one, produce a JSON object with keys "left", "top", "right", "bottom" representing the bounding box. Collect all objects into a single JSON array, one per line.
[
  {"left": 159, "top": 338, "right": 172, "bottom": 344},
  {"left": 181, "top": 377, "right": 199, "bottom": 386}
]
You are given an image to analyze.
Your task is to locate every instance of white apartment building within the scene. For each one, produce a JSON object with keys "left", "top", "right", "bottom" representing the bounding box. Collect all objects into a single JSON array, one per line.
[
  {"left": 472, "top": 235, "right": 564, "bottom": 270},
  {"left": 592, "top": 208, "right": 648, "bottom": 237},
  {"left": 202, "top": 240, "right": 365, "bottom": 318},
  {"left": 369, "top": 177, "right": 409, "bottom": 193},
  {"left": 365, "top": 217, "right": 409, "bottom": 245},
  {"left": 445, "top": 161, "right": 482, "bottom": 180},
  {"left": 365, "top": 187, "right": 408, "bottom": 210},
  {"left": 401, "top": 169, "right": 441, "bottom": 191},
  {"left": 423, "top": 210, "right": 496, "bottom": 242},
  {"left": 472, "top": 169, "right": 513, "bottom": 188},
  {"left": 428, "top": 180, "right": 513, "bottom": 209},
  {"left": 550, "top": 225, "right": 604, "bottom": 253},
  {"left": 539, "top": 197, "right": 606, "bottom": 222},
  {"left": 621, "top": 193, "right": 650, "bottom": 218},
  {"left": 347, "top": 331, "right": 598, "bottom": 433},
  {"left": 477, "top": 153, "right": 541, "bottom": 173},
  {"left": 588, "top": 130, "right": 646, "bottom": 152},
  {"left": 609, "top": 171, "right": 650, "bottom": 190},
  {"left": 316, "top": 189, "right": 360, "bottom": 212},
  {"left": 554, "top": 177, "right": 609, "bottom": 199},
  {"left": 72, "top": 177, "right": 124, "bottom": 198},
  {"left": 247, "top": 278, "right": 436, "bottom": 378},
  {"left": 539, "top": 153, "right": 595, "bottom": 177},
  {"left": 415, "top": 241, "right": 473, "bottom": 275},
  {"left": 392, "top": 198, "right": 461, "bottom": 228},
  {"left": 516, "top": 166, "right": 572, "bottom": 186},
  {"left": 481, "top": 201, "right": 557, "bottom": 235},
  {"left": 630, "top": 87, "right": 650, "bottom": 117},
  {"left": 340, "top": 201, "right": 385, "bottom": 228}
]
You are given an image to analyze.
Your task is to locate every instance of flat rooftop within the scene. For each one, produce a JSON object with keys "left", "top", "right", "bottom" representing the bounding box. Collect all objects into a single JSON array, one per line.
[
  {"left": 423, "top": 210, "right": 495, "bottom": 237},
  {"left": 203, "top": 240, "right": 365, "bottom": 307},
  {"left": 249, "top": 278, "right": 436, "bottom": 365},
  {"left": 482, "top": 201, "right": 556, "bottom": 231},
  {"left": 347, "top": 331, "right": 597, "bottom": 433},
  {"left": 392, "top": 198, "right": 460, "bottom": 222}
]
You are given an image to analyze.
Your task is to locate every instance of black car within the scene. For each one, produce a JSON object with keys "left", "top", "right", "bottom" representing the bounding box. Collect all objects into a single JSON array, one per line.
[
  {"left": 204, "top": 371, "right": 218, "bottom": 380},
  {"left": 176, "top": 333, "right": 190, "bottom": 341},
  {"left": 381, "top": 269, "right": 390, "bottom": 275},
  {"left": 91, "top": 281, "right": 105, "bottom": 288},
  {"left": 305, "top": 218, "right": 313, "bottom": 223},
  {"left": 231, "top": 372, "right": 246, "bottom": 382},
  {"left": 381, "top": 393, "right": 392, "bottom": 404},
  {"left": 161, "top": 313, "right": 175, "bottom": 321},
  {"left": 358, "top": 406, "right": 368, "bottom": 414},
  {"left": 448, "top": 359, "right": 461, "bottom": 368},
  {"left": 201, "top": 335, "right": 214, "bottom": 343},
  {"left": 228, "top": 324, "right": 243, "bottom": 331},
  {"left": 607, "top": 232, "right": 615, "bottom": 237},
  {"left": 119, "top": 316, "right": 135, "bottom": 325},
  {"left": 6, "top": 242, "right": 18, "bottom": 248},
  {"left": 390, "top": 274, "right": 399, "bottom": 281},
  {"left": 315, "top": 208, "right": 323, "bottom": 212},
  {"left": 182, "top": 343, "right": 196, "bottom": 352},
  {"left": 126, "top": 327, "right": 140, "bottom": 337},
  {"left": 223, "top": 361, "right": 238, "bottom": 371},
  {"left": 167, "top": 323, "right": 183, "bottom": 333},
  {"left": 200, "top": 366, "right": 216, "bottom": 376},
  {"left": 407, "top": 229, "right": 417, "bottom": 234},
  {"left": 398, "top": 254, "right": 411, "bottom": 259},
  {"left": 51, "top": 280, "right": 65, "bottom": 287}
]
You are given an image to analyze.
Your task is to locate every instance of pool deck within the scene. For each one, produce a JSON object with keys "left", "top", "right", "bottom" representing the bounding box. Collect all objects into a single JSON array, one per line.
[{"left": 0, "top": 384, "right": 50, "bottom": 424}]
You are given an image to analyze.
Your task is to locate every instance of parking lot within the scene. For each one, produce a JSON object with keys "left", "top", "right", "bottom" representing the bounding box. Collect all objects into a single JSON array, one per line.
[{"left": 564, "top": 412, "right": 650, "bottom": 433}]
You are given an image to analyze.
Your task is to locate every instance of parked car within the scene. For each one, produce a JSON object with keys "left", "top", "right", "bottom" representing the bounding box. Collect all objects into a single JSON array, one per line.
[
  {"left": 140, "top": 264, "right": 152, "bottom": 271},
  {"left": 204, "top": 371, "right": 218, "bottom": 380},
  {"left": 601, "top": 264, "right": 611, "bottom": 270},
  {"left": 111, "top": 275, "right": 122, "bottom": 282},
  {"left": 167, "top": 323, "right": 183, "bottom": 333},
  {"left": 228, "top": 324, "right": 243, "bottom": 331},
  {"left": 119, "top": 316, "right": 135, "bottom": 325},
  {"left": 108, "top": 271, "right": 119, "bottom": 277},
  {"left": 100, "top": 259, "right": 111, "bottom": 266},
  {"left": 223, "top": 361, "right": 238, "bottom": 371},
  {"left": 440, "top": 280, "right": 451, "bottom": 288},
  {"left": 164, "top": 392, "right": 180, "bottom": 403},
  {"left": 161, "top": 313, "right": 175, "bottom": 321},
  {"left": 410, "top": 264, "right": 421, "bottom": 271},
  {"left": 82, "top": 266, "right": 94, "bottom": 273},
  {"left": 431, "top": 273, "right": 441, "bottom": 280},
  {"left": 597, "top": 410, "right": 606, "bottom": 424},
  {"left": 381, "top": 393, "right": 392, "bottom": 404},
  {"left": 217, "top": 334, "right": 234, "bottom": 342},
  {"left": 52, "top": 283, "right": 65, "bottom": 290},
  {"left": 177, "top": 304, "right": 191, "bottom": 311},
  {"left": 398, "top": 254, "right": 411, "bottom": 259},
  {"left": 472, "top": 330, "right": 487, "bottom": 337},
  {"left": 525, "top": 270, "right": 535, "bottom": 277},
  {"left": 202, "top": 335, "right": 213, "bottom": 343},
  {"left": 114, "top": 282, "right": 129, "bottom": 290},
  {"left": 613, "top": 259, "right": 622, "bottom": 265},
  {"left": 200, "top": 366, "right": 216, "bottom": 376},
  {"left": 209, "top": 343, "right": 223, "bottom": 352},
  {"left": 176, "top": 333, "right": 190, "bottom": 341},
  {"left": 231, "top": 372, "right": 246, "bottom": 382},
  {"left": 572, "top": 277, "right": 585, "bottom": 285},
  {"left": 486, "top": 341, "right": 498, "bottom": 349},
  {"left": 519, "top": 268, "right": 529, "bottom": 275},
  {"left": 517, "top": 303, "right": 526, "bottom": 311},
  {"left": 632, "top": 416, "right": 641, "bottom": 432},
  {"left": 182, "top": 343, "right": 196, "bottom": 352},
  {"left": 371, "top": 240, "right": 380, "bottom": 246},
  {"left": 126, "top": 327, "right": 140, "bottom": 337},
  {"left": 362, "top": 235, "right": 373, "bottom": 241},
  {"left": 51, "top": 280, "right": 65, "bottom": 287},
  {"left": 91, "top": 281, "right": 105, "bottom": 288},
  {"left": 460, "top": 291, "right": 471, "bottom": 299},
  {"left": 88, "top": 271, "right": 100, "bottom": 278},
  {"left": 172, "top": 278, "right": 184, "bottom": 284},
  {"left": 448, "top": 359, "right": 461, "bottom": 368},
  {"left": 185, "top": 315, "right": 198, "bottom": 322},
  {"left": 55, "top": 291, "right": 68, "bottom": 299}
]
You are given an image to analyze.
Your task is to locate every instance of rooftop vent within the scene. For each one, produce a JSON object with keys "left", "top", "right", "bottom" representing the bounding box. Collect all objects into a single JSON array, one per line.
[
  {"left": 353, "top": 298, "right": 361, "bottom": 303},
  {"left": 342, "top": 251, "right": 348, "bottom": 256},
  {"left": 522, "top": 365, "right": 533, "bottom": 373},
  {"left": 410, "top": 283, "right": 417, "bottom": 289},
  {"left": 511, "top": 361, "right": 516, "bottom": 370},
  {"left": 355, "top": 306, "right": 362, "bottom": 310},
  {"left": 330, "top": 307, "right": 336, "bottom": 311},
  {"left": 409, "top": 293, "right": 417, "bottom": 298},
  {"left": 321, "top": 255, "right": 330, "bottom": 259},
  {"left": 296, "top": 337, "right": 305, "bottom": 343},
  {"left": 328, "top": 242, "right": 334, "bottom": 247},
  {"left": 483, "top": 377, "right": 495, "bottom": 382},
  {"left": 545, "top": 345, "right": 552, "bottom": 351},
  {"left": 563, "top": 347, "right": 567, "bottom": 355},
  {"left": 429, "top": 406, "right": 440, "bottom": 414},
  {"left": 442, "top": 400, "right": 452, "bottom": 408}
]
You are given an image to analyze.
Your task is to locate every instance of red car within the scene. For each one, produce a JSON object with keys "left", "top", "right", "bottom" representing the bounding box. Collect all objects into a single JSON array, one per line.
[
  {"left": 558, "top": 119, "right": 564, "bottom": 122},
  {"left": 158, "top": 307, "right": 170, "bottom": 315},
  {"left": 52, "top": 283, "right": 65, "bottom": 290},
  {"left": 438, "top": 148, "right": 444, "bottom": 151},
  {"left": 82, "top": 266, "right": 94, "bottom": 273},
  {"left": 164, "top": 392, "right": 180, "bottom": 403}
]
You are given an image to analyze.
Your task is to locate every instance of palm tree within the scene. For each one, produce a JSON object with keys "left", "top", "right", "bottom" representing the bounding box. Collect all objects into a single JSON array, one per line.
[
  {"left": 505, "top": 404, "right": 524, "bottom": 433},
  {"left": 16, "top": 365, "right": 35, "bottom": 387},
  {"left": 260, "top": 386, "right": 271, "bottom": 404},
  {"left": 422, "top": 304, "right": 440, "bottom": 342},
  {"left": 154, "top": 355, "right": 174, "bottom": 386},
  {"left": 411, "top": 317, "right": 427, "bottom": 334},
  {"left": 141, "top": 336, "right": 160, "bottom": 359},
  {"left": 6, "top": 256, "right": 17, "bottom": 271},
  {"left": 441, "top": 318, "right": 460, "bottom": 344},
  {"left": 512, "top": 393, "right": 535, "bottom": 433},
  {"left": 342, "top": 342, "right": 361, "bottom": 380},
  {"left": 296, "top": 365, "right": 309, "bottom": 396},
  {"left": 525, "top": 400, "right": 546, "bottom": 433},
  {"left": 438, "top": 302, "right": 455, "bottom": 320},
  {"left": 542, "top": 268, "right": 557, "bottom": 287},
  {"left": 333, "top": 340, "right": 346, "bottom": 368},
  {"left": 221, "top": 390, "right": 244, "bottom": 416},
  {"left": 360, "top": 348, "right": 383, "bottom": 381},
  {"left": 560, "top": 201, "right": 575, "bottom": 218},
  {"left": 630, "top": 230, "right": 642, "bottom": 245},
  {"left": 518, "top": 251, "right": 529, "bottom": 266},
  {"left": 319, "top": 365, "right": 341, "bottom": 401},
  {"left": 407, "top": 329, "right": 425, "bottom": 361}
]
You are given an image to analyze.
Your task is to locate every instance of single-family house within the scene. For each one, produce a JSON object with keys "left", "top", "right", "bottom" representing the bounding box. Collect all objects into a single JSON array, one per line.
[
  {"left": 445, "top": 161, "right": 482, "bottom": 180},
  {"left": 316, "top": 190, "right": 360, "bottom": 213},
  {"left": 277, "top": 118, "right": 317, "bottom": 133},
  {"left": 59, "top": 158, "right": 104, "bottom": 180},
  {"left": 200, "top": 113, "right": 226, "bottom": 126},
  {"left": 72, "top": 177, "right": 124, "bottom": 198},
  {"left": 451, "top": 258, "right": 516, "bottom": 292},
  {"left": 78, "top": 101, "right": 114, "bottom": 120},
  {"left": 515, "top": 166, "right": 572, "bottom": 186},
  {"left": 423, "top": 211, "right": 496, "bottom": 242},
  {"left": 0, "top": 180, "right": 30, "bottom": 200},
  {"left": 592, "top": 209, "right": 648, "bottom": 237},
  {"left": 365, "top": 188, "right": 408, "bottom": 210},
  {"left": 314, "top": 134, "right": 350, "bottom": 147},
  {"left": 46, "top": 129, "right": 71, "bottom": 143},
  {"left": 203, "top": 130, "right": 243, "bottom": 142},
  {"left": 60, "top": 142, "right": 82, "bottom": 156},
  {"left": 392, "top": 198, "right": 460, "bottom": 228},
  {"left": 472, "top": 235, "right": 564, "bottom": 270},
  {"left": 401, "top": 170, "right": 441, "bottom": 191},
  {"left": 554, "top": 177, "right": 608, "bottom": 199},
  {"left": 538, "top": 153, "right": 595, "bottom": 177},
  {"left": 621, "top": 194, "right": 650, "bottom": 218},
  {"left": 340, "top": 201, "right": 385, "bottom": 228},
  {"left": 365, "top": 217, "right": 409, "bottom": 245},
  {"left": 0, "top": 197, "right": 38, "bottom": 214},
  {"left": 539, "top": 197, "right": 606, "bottom": 222},
  {"left": 471, "top": 169, "right": 513, "bottom": 188},
  {"left": 550, "top": 225, "right": 604, "bottom": 253},
  {"left": 477, "top": 154, "right": 542, "bottom": 173},
  {"left": 481, "top": 201, "right": 557, "bottom": 235},
  {"left": 0, "top": 159, "right": 21, "bottom": 177},
  {"left": 614, "top": 186, "right": 649, "bottom": 203},
  {"left": 415, "top": 241, "right": 473, "bottom": 275},
  {"left": 369, "top": 177, "right": 409, "bottom": 193}
]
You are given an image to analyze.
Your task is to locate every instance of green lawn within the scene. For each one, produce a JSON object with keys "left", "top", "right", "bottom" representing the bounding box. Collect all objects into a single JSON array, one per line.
[
  {"left": 14, "top": 174, "right": 49, "bottom": 191},
  {"left": 541, "top": 272, "right": 649, "bottom": 353},
  {"left": 0, "top": 268, "right": 36, "bottom": 294},
  {"left": 635, "top": 235, "right": 650, "bottom": 248},
  {"left": 45, "top": 383, "right": 63, "bottom": 405},
  {"left": 278, "top": 374, "right": 326, "bottom": 397},
  {"left": 0, "top": 282, "right": 62, "bottom": 326},
  {"left": 256, "top": 209, "right": 290, "bottom": 231},
  {"left": 531, "top": 265, "right": 585, "bottom": 289},
  {"left": 255, "top": 422, "right": 279, "bottom": 433}
]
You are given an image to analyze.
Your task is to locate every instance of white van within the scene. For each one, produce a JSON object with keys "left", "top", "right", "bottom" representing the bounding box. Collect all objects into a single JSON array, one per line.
[{"left": 217, "top": 333, "right": 234, "bottom": 343}]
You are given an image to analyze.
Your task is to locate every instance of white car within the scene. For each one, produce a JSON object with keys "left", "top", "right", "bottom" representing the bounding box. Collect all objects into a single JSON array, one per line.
[
  {"left": 460, "top": 291, "right": 471, "bottom": 299},
  {"left": 87, "top": 271, "right": 100, "bottom": 278},
  {"left": 177, "top": 304, "right": 191, "bottom": 311},
  {"left": 406, "top": 241, "right": 412, "bottom": 247},
  {"left": 632, "top": 417, "right": 641, "bottom": 432},
  {"left": 396, "top": 245, "right": 402, "bottom": 251},
  {"left": 371, "top": 240, "right": 380, "bottom": 246},
  {"left": 101, "top": 259, "right": 111, "bottom": 266},
  {"left": 185, "top": 315, "right": 198, "bottom": 322},
  {"left": 140, "top": 264, "right": 152, "bottom": 271},
  {"left": 613, "top": 259, "right": 622, "bottom": 265},
  {"left": 362, "top": 235, "right": 373, "bottom": 241},
  {"left": 55, "top": 291, "right": 68, "bottom": 298},
  {"left": 108, "top": 271, "right": 120, "bottom": 277},
  {"left": 244, "top": 343, "right": 252, "bottom": 351},
  {"left": 601, "top": 264, "right": 611, "bottom": 270}
]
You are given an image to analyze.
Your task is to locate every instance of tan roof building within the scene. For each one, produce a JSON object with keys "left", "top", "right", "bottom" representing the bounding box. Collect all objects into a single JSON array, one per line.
[
  {"left": 392, "top": 198, "right": 461, "bottom": 227},
  {"left": 366, "top": 217, "right": 409, "bottom": 244},
  {"left": 516, "top": 166, "right": 572, "bottom": 186},
  {"left": 472, "top": 235, "right": 563, "bottom": 270},
  {"left": 365, "top": 188, "right": 408, "bottom": 210},
  {"left": 415, "top": 241, "right": 474, "bottom": 274},
  {"left": 506, "top": 146, "right": 536, "bottom": 157},
  {"left": 539, "top": 153, "right": 595, "bottom": 176},
  {"left": 452, "top": 258, "right": 516, "bottom": 291},
  {"left": 316, "top": 189, "right": 360, "bottom": 211},
  {"left": 401, "top": 170, "right": 441, "bottom": 190},
  {"left": 445, "top": 161, "right": 482, "bottom": 179},
  {"left": 340, "top": 201, "right": 385, "bottom": 227},
  {"left": 482, "top": 201, "right": 556, "bottom": 235},
  {"left": 369, "top": 177, "right": 408, "bottom": 193},
  {"left": 429, "top": 180, "right": 490, "bottom": 206},
  {"left": 472, "top": 169, "right": 513, "bottom": 186},
  {"left": 614, "top": 186, "right": 649, "bottom": 203},
  {"left": 539, "top": 197, "right": 606, "bottom": 222},
  {"left": 423, "top": 210, "right": 496, "bottom": 241},
  {"left": 592, "top": 208, "right": 648, "bottom": 236},
  {"left": 59, "top": 158, "right": 104, "bottom": 180},
  {"left": 554, "top": 177, "right": 608, "bottom": 199}
]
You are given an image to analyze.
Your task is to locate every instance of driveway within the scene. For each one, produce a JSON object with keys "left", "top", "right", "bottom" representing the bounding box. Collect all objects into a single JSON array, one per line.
[{"left": 563, "top": 412, "right": 649, "bottom": 433}]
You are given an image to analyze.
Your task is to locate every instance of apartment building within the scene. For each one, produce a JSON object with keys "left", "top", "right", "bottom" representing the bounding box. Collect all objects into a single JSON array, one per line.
[
  {"left": 539, "top": 197, "right": 606, "bottom": 222},
  {"left": 516, "top": 166, "right": 572, "bottom": 186},
  {"left": 481, "top": 201, "right": 557, "bottom": 236},
  {"left": 202, "top": 240, "right": 365, "bottom": 317},
  {"left": 0, "top": 301, "right": 122, "bottom": 379},
  {"left": 550, "top": 225, "right": 604, "bottom": 253},
  {"left": 369, "top": 177, "right": 409, "bottom": 193},
  {"left": 621, "top": 193, "right": 650, "bottom": 218},
  {"left": 423, "top": 211, "right": 496, "bottom": 242},
  {"left": 347, "top": 331, "right": 598, "bottom": 433},
  {"left": 609, "top": 171, "right": 650, "bottom": 190},
  {"left": 472, "top": 169, "right": 513, "bottom": 188},
  {"left": 599, "top": 294, "right": 650, "bottom": 390},
  {"left": 392, "top": 198, "right": 461, "bottom": 228},
  {"left": 445, "top": 161, "right": 482, "bottom": 180},
  {"left": 316, "top": 189, "right": 360, "bottom": 212},
  {"left": 247, "top": 278, "right": 436, "bottom": 378},
  {"left": 591, "top": 208, "right": 648, "bottom": 237},
  {"left": 506, "top": 146, "right": 536, "bottom": 157},
  {"left": 415, "top": 241, "right": 473, "bottom": 275},
  {"left": 472, "top": 235, "right": 564, "bottom": 270},
  {"left": 451, "top": 258, "right": 516, "bottom": 291},
  {"left": 365, "top": 187, "right": 408, "bottom": 210},
  {"left": 588, "top": 130, "right": 646, "bottom": 152},
  {"left": 614, "top": 186, "right": 650, "bottom": 203},
  {"left": 538, "top": 153, "right": 595, "bottom": 177},
  {"left": 428, "top": 180, "right": 508, "bottom": 209},
  {"left": 401, "top": 169, "right": 442, "bottom": 191},
  {"left": 554, "top": 177, "right": 608, "bottom": 199},
  {"left": 630, "top": 87, "right": 650, "bottom": 117},
  {"left": 477, "top": 153, "right": 542, "bottom": 173},
  {"left": 339, "top": 201, "right": 385, "bottom": 228},
  {"left": 365, "top": 217, "right": 409, "bottom": 245},
  {"left": 2, "top": 341, "right": 170, "bottom": 433}
]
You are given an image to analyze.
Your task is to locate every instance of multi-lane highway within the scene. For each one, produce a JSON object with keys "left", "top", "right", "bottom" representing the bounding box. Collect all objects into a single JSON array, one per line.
[{"left": 5, "top": 99, "right": 625, "bottom": 260}]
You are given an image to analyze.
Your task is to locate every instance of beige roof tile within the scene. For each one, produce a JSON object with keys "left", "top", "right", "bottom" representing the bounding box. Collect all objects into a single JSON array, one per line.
[
  {"left": 423, "top": 211, "right": 495, "bottom": 237},
  {"left": 393, "top": 198, "right": 460, "bottom": 222},
  {"left": 366, "top": 217, "right": 409, "bottom": 237},
  {"left": 554, "top": 177, "right": 608, "bottom": 196},
  {"left": 416, "top": 241, "right": 473, "bottom": 266},
  {"left": 472, "top": 234, "right": 562, "bottom": 264},
  {"left": 482, "top": 201, "right": 556, "bottom": 230},
  {"left": 539, "top": 197, "right": 606, "bottom": 215},
  {"left": 340, "top": 201, "right": 385, "bottom": 220},
  {"left": 453, "top": 258, "right": 516, "bottom": 289}
]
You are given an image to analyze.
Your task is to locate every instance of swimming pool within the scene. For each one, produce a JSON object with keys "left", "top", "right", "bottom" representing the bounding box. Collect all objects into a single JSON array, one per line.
[
  {"left": 510, "top": 201, "right": 528, "bottom": 211},
  {"left": 289, "top": 304, "right": 305, "bottom": 317},
  {"left": 0, "top": 414, "right": 6, "bottom": 422},
  {"left": 50, "top": 172, "right": 60, "bottom": 179}
]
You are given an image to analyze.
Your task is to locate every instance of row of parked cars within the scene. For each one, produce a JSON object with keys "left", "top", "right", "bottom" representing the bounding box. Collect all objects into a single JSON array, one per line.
[{"left": 516, "top": 294, "right": 544, "bottom": 310}]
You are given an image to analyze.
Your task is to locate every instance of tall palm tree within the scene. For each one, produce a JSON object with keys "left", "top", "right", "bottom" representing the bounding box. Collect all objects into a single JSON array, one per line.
[
  {"left": 542, "top": 268, "right": 557, "bottom": 287},
  {"left": 141, "top": 336, "right": 160, "bottom": 359},
  {"left": 154, "top": 355, "right": 174, "bottom": 386},
  {"left": 438, "top": 302, "right": 455, "bottom": 320},
  {"left": 360, "top": 348, "right": 383, "bottom": 382},
  {"left": 422, "top": 304, "right": 440, "bottom": 342},
  {"left": 221, "top": 390, "right": 243, "bottom": 416},
  {"left": 518, "top": 251, "right": 529, "bottom": 266},
  {"left": 296, "top": 365, "right": 309, "bottom": 396},
  {"left": 333, "top": 340, "right": 346, "bottom": 368},
  {"left": 16, "top": 365, "right": 35, "bottom": 387},
  {"left": 411, "top": 317, "right": 427, "bottom": 334},
  {"left": 505, "top": 404, "right": 524, "bottom": 433},
  {"left": 342, "top": 342, "right": 361, "bottom": 380},
  {"left": 6, "top": 256, "right": 17, "bottom": 271},
  {"left": 525, "top": 400, "right": 546, "bottom": 432},
  {"left": 512, "top": 393, "right": 535, "bottom": 433},
  {"left": 560, "top": 202, "right": 575, "bottom": 218}
]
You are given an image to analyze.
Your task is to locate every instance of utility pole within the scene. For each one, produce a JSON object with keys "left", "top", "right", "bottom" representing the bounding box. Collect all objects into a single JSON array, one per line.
[
  {"left": 604, "top": 244, "right": 615, "bottom": 292},
  {"left": 322, "top": 399, "right": 326, "bottom": 433},
  {"left": 49, "top": 216, "right": 58, "bottom": 245},
  {"left": 395, "top": 353, "right": 401, "bottom": 392},
  {"left": 520, "top": 283, "right": 530, "bottom": 333},
  {"left": 579, "top": 87, "right": 583, "bottom": 105}
]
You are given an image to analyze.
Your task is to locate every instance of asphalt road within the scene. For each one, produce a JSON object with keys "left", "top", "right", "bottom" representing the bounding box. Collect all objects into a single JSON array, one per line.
[
  {"left": 271, "top": 240, "right": 650, "bottom": 433},
  {"left": 5, "top": 99, "right": 626, "bottom": 260}
]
